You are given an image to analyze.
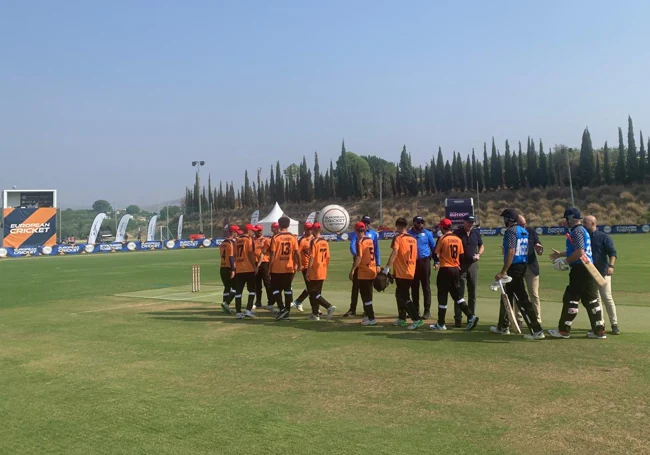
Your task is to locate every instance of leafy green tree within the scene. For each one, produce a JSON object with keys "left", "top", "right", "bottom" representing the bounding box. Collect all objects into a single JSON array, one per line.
[
  {"left": 398, "top": 145, "right": 418, "bottom": 196},
  {"left": 626, "top": 116, "right": 637, "bottom": 183},
  {"left": 518, "top": 142, "right": 526, "bottom": 188},
  {"left": 503, "top": 140, "right": 512, "bottom": 188},
  {"left": 615, "top": 127, "right": 626, "bottom": 184},
  {"left": 539, "top": 144, "right": 548, "bottom": 188},
  {"left": 526, "top": 137, "right": 538, "bottom": 187},
  {"left": 159, "top": 205, "right": 182, "bottom": 221},
  {"left": 92, "top": 200, "right": 112, "bottom": 213},
  {"left": 594, "top": 153, "right": 602, "bottom": 185},
  {"left": 490, "top": 138, "right": 500, "bottom": 189},
  {"left": 443, "top": 160, "right": 452, "bottom": 192},
  {"left": 126, "top": 205, "right": 140, "bottom": 215},
  {"left": 603, "top": 142, "right": 611, "bottom": 184},
  {"left": 577, "top": 127, "right": 595, "bottom": 187},
  {"left": 476, "top": 161, "right": 484, "bottom": 192},
  {"left": 547, "top": 148, "right": 555, "bottom": 186}
]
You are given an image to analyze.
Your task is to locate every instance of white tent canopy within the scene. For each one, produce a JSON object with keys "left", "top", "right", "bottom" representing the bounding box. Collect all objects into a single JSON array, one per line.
[{"left": 257, "top": 203, "right": 299, "bottom": 236}]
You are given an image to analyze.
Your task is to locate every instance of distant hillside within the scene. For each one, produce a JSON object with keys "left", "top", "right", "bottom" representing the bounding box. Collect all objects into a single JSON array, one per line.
[{"left": 181, "top": 184, "right": 650, "bottom": 233}]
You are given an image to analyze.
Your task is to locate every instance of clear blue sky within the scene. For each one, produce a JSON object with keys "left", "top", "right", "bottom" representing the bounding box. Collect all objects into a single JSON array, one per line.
[{"left": 1, "top": 0, "right": 649, "bottom": 208}]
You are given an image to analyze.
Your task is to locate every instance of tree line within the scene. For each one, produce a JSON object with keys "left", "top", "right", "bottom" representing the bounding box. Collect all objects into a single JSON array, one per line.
[{"left": 183, "top": 116, "right": 648, "bottom": 214}]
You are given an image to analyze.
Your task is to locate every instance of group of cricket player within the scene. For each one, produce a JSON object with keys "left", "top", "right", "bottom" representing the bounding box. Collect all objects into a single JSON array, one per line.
[{"left": 218, "top": 207, "right": 619, "bottom": 340}]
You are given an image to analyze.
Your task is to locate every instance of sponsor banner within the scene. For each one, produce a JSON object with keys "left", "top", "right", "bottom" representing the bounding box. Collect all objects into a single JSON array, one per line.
[
  {"left": 115, "top": 215, "right": 133, "bottom": 242},
  {"left": 320, "top": 234, "right": 339, "bottom": 241},
  {"left": 445, "top": 198, "right": 474, "bottom": 227},
  {"left": 3, "top": 207, "right": 57, "bottom": 248},
  {"left": 88, "top": 213, "right": 107, "bottom": 245},
  {"left": 5, "top": 246, "right": 40, "bottom": 257},
  {"left": 546, "top": 226, "right": 568, "bottom": 235},
  {"left": 379, "top": 231, "right": 397, "bottom": 240},
  {"left": 164, "top": 239, "right": 212, "bottom": 249},
  {"left": 609, "top": 224, "right": 641, "bottom": 234},
  {"left": 478, "top": 228, "right": 502, "bottom": 236},
  {"left": 147, "top": 216, "right": 158, "bottom": 241},
  {"left": 52, "top": 244, "right": 85, "bottom": 255},
  {"left": 140, "top": 241, "right": 163, "bottom": 250},
  {"left": 177, "top": 215, "right": 184, "bottom": 240}
]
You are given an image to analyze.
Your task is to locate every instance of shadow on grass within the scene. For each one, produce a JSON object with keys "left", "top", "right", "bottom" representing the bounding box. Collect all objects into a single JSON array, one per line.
[{"left": 142, "top": 307, "right": 573, "bottom": 343}]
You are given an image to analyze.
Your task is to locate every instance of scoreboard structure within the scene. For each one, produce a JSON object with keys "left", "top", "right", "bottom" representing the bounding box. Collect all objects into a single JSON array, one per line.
[{"left": 2, "top": 189, "right": 58, "bottom": 248}]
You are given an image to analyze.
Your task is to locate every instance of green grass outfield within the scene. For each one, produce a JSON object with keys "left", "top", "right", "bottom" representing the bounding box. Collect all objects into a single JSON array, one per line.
[{"left": 1, "top": 236, "right": 649, "bottom": 454}]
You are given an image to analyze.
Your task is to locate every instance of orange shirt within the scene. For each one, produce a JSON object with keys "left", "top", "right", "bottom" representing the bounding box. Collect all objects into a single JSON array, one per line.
[
  {"left": 356, "top": 236, "right": 378, "bottom": 280},
  {"left": 308, "top": 237, "right": 329, "bottom": 281},
  {"left": 299, "top": 235, "right": 313, "bottom": 270},
  {"left": 235, "top": 235, "right": 256, "bottom": 273},
  {"left": 220, "top": 239, "right": 235, "bottom": 268},
  {"left": 270, "top": 231, "right": 299, "bottom": 273},
  {"left": 391, "top": 233, "right": 418, "bottom": 279},
  {"left": 254, "top": 236, "right": 271, "bottom": 263},
  {"left": 434, "top": 232, "right": 464, "bottom": 268}
]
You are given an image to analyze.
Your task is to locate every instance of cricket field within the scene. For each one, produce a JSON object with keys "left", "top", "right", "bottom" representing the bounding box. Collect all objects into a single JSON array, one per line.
[{"left": 1, "top": 236, "right": 649, "bottom": 454}]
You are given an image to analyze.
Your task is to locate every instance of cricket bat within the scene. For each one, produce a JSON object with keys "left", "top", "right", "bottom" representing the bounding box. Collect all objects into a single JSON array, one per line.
[
  {"left": 562, "top": 233, "right": 607, "bottom": 288},
  {"left": 498, "top": 281, "right": 521, "bottom": 334}
]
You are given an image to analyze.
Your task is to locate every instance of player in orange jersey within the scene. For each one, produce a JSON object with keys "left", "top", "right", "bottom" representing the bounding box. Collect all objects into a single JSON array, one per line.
[
  {"left": 305, "top": 222, "right": 336, "bottom": 320},
  {"left": 350, "top": 222, "right": 379, "bottom": 326},
  {"left": 269, "top": 216, "right": 301, "bottom": 320},
  {"left": 253, "top": 224, "right": 273, "bottom": 311},
  {"left": 430, "top": 218, "right": 479, "bottom": 331},
  {"left": 234, "top": 224, "right": 259, "bottom": 319},
  {"left": 385, "top": 217, "right": 423, "bottom": 330},
  {"left": 291, "top": 222, "right": 314, "bottom": 312},
  {"left": 219, "top": 225, "right": 238, "bottom": 314}
]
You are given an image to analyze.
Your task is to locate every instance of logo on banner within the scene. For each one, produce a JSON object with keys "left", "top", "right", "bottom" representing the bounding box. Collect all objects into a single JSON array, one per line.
[
  {"left": 603, "top": 226, "right": 612, "bottom": 233},
  {"left": 166, "top": 240, "right": 175, "bottom": 249},
  {"left": 535, "top": 227, "right": 543, "bottom": 235},
  {"left": 42, "top": 246, "right": 53, "bottom": 255},
  {"left": 0, "top": 248, "right": 7, "bottom": 258},
  {"left": 85, "top": 244, "right": 95, "bottom": 253},
  {"left": 319, "top": 205, "right": 350, "bottom": 234},
  {"left": 14, "top": 247, "right": 38, "bottom": 256},
  {"left": 141, "top": 241, "right": 162, "bottom": 250},
  {"left": 613, "top": 225, "right": 639, "bottom": 233},
  {"left": 213, "top": 239, "right": 224, "bottom": 246},
  {"left": 127, "top": 242, "right": 137, "bottom": 251},
  {"left": 58, "top": 245, "right": 83, "bottom": 254},
  {"left": 179, "top": 240, "right": 199, "bottom": 249},
  {"left": 202, "top": 239, "right": 211, "bottom": 247},
  {"left": 642, "top": 225, "right": 650, "bottom": 233}
]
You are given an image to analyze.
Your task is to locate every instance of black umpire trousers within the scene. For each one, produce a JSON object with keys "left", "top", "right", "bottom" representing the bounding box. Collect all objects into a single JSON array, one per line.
[
  {"left": 558, "top": 264, "right": 604, "bottom": 334},
  {"left": 455, "top": 262, "right": 478, "bottom": 322},
  {"left": 410, "top": 258, "right": 431, "bottom": 314}
]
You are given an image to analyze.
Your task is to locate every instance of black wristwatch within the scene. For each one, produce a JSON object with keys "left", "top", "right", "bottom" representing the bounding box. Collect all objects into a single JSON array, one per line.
[{"left": 608, "top": 264, "right": 615, "bottom": 268}]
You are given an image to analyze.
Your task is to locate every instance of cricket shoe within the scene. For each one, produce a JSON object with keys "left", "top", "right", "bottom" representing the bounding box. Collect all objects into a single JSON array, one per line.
[
  {"left": 611, "top": 325, "right": 621, "bottom": 335},
  {"left": 466, "top": 315, "right": 479, "bottom": 332},
  {"left": 587, "top": 331, "right": 607, "bottom": 340},
  {"left": 429, "top": 323, "right": 447, "bottom": 331},
  {"left": 422, "top": 311, "right": 431, "bottom": 320},
  {"left": 244, "top": 310, "right": 257, "bottom": 319},
  {"left": 290, "top": 301, "right": 304, "bottom": 312},
  {"left": 489, "top": 326, "right": 510, "bottom": 335},
  {"left": 326, "top": 306, "right": 336, "bottom": 320},
  {"left": 307, "top": 314, "right": 320, "bottom": 321},
  {"left": 547, "top": 329, "right": 570, "bottom": 339},
  {"left": 393, "top": 319, "right": 407, "bottom": 327},
  {"left": 264, "top": 305, "right": 275, "bottom": 312},
  {"left": 407, "top": 320, "right": 424, "bottom": 331},
  {"left": 221, "top": 303, "right": 232, "bottom": 314},
  {"left": 252, "top": 304, "right": 257, "bottom": 310},
  {"left": 236, "top": 313, "right": 245, "bottom": 319},
  {"left": 523, "top": 330, "right": 546, "bottom": 340},
  {"left": 275, "top": 310, "right": 290, "bottom": 321},
  {"left": 343, "top": 310, "right": 357, "bottom": 317},
  {"left": 361, "top": 318, "right": 377, "bottom": 326}
]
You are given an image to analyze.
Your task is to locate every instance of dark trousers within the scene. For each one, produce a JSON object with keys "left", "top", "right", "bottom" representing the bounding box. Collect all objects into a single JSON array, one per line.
[
  {"left": 558, "top": 264, "right": 604, "bottom": 333},
  {"left": 271, "top": 272, "right": 295, "bottom": 312},
  {"left": 411, "top": 258, "right": 431, "bottom": 314},
  {"left": 358, "top": 279, "right": 375, "bottom": 319},
  {"left": 255, "top": 262, "right": 272, "bottom": 305},
  {"left": 296, "top": 270, "right": 309, "bottom": 303},
  {"left": 220, "top": 267, "right": 235, "bottom": 304},
  {"left": 349, "top": 267, "right": 360, "bottom": 311},
  {"left": 396, "top": 277, "right": 421, "bottom": 321},
  {"left": 497, "top": 264, "right": 542, "bottom": 334},
  {"left": 455, "top": 262, "right": 478, "bottom": 321},
  {"left": 234, "top": 272, "right": 256, "bottom": 313},
  {"left": 307, "top": 280, "right": 332, "bottom": 315},
  {"left": 437, "top": 267, "right": 472, "bottom": 326}
]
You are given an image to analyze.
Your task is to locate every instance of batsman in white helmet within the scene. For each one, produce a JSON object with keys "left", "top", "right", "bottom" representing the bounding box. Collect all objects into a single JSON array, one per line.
[{"left": 490, "top": 209, "right": 545, "bottom": 340}]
